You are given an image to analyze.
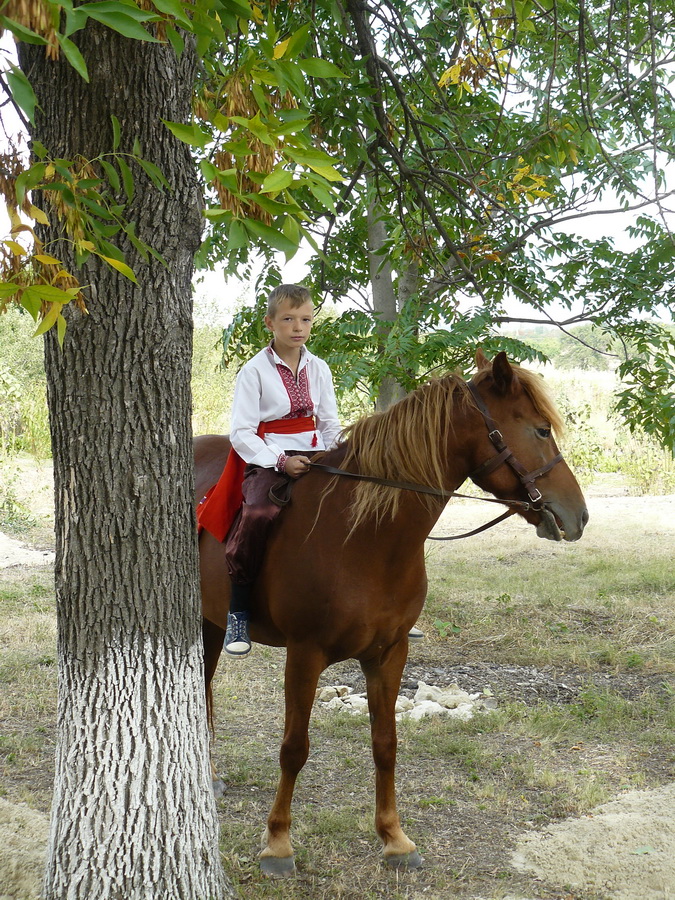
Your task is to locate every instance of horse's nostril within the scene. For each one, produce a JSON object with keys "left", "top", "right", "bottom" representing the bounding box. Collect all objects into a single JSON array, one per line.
[{"left": 582, "top": 508, "right": 590, "bottom": 527}]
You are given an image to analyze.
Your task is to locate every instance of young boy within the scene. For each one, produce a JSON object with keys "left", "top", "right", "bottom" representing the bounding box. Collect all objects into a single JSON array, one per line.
[{"left": 219, "top": 284, "right": 342, "bottom": 655}]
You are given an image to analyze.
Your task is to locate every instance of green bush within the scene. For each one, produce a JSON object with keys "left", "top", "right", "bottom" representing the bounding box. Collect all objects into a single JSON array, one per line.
[
  {"left": 0, "top": 464, "right": 36, "bottom": 530},
  {"left": 616, "top": 435, "right": 675, "bottom": 495},
  {"left": 543, "top": 368, "right": 674, "bottom": 494}
]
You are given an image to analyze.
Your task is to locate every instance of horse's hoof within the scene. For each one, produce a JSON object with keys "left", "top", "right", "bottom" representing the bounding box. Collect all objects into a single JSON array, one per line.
[
  {"left": 212, "top": 778, "right": 226, "bottom": 799},
  {"left": 260, "top": 855, "right": 296, "bottom": 878},
  {"left": 384, "top": 850, "right": 424, "bottom": 870}
]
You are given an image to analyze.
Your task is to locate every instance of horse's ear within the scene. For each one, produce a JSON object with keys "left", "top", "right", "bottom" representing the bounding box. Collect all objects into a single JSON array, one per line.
[
  {"left": 475, "top": 348, "right": 490, "bottom": 369},
  {"left": 491, "top": 351, "right": 516, "bottom": 395}
]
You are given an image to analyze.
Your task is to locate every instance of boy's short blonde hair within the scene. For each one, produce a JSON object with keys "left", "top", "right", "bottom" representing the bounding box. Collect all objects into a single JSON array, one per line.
[{"left": 266, "top": 284, "right": 313, "bottom": 317}]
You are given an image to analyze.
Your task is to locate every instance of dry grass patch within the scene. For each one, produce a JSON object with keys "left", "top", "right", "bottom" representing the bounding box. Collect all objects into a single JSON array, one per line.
[{"left": 423, "top": 493, "right": 675, "bottom": 676}]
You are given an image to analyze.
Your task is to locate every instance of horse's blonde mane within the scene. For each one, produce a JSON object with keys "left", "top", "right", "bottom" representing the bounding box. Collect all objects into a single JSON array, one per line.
[
  {"left": 332, "top": 360, "right": 563, "bottom": 533},
  {"left": 337, "top": 375, "right": 469, "bottom": 531}
]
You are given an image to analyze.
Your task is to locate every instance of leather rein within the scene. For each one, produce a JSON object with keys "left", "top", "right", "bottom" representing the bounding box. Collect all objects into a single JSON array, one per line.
[{"left": 309, "top": 379, "right": 564, "bottom": 541}]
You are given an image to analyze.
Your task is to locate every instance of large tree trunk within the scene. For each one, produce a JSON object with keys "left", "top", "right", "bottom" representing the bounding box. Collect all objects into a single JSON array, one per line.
[{"left": 19, "top": 23, "right": 231, "bottom": 900}]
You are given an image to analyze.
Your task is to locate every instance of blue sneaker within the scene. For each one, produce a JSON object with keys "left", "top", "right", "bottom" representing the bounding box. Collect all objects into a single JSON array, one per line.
[{"left": 224, "top": 611, "right": 251, "bottom": 656}]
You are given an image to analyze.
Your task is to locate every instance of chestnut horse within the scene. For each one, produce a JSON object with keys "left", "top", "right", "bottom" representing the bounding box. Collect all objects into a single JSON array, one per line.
[{"left": 195, "top": 351, "right": 588, "bottom": 876}]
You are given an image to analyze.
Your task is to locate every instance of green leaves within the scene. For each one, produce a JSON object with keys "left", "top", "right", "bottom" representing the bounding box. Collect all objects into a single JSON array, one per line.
[
  {"left": 80, "top": 1, "right": 161, "bottom": 42},
  {"left": 14, "top": 163, "right": 46, "bottom": 207},
  {"left": 135, "top": 158, "right": 171, "bottom": 191},
  {"left": 297, "top": 58, "right": 347, "bottom": 79},
  {"left": 284, "top": 147, "right": 343, "bottom": 181},
  {"left": 0, "top": 128, "right": 179, "bottom": 341},
  {"left": 275, "top": 23, "right": 311, "bottom": 59},
  {"left": 99, "top": 255, "right": 137, "bottom": 282},
  {"left": 1, "top": 281, "right": 81, "bottom": 348},
  {"left": 56, "top": 35, "right": 90, "bottom": 82},
  {"left": 244, "top": 219, "right": 297, "bottom": 256},
  {"left": 228, "top": 113, "right": 277, "bottom": 147},
  {"left": 202, "top": 214, "right": 300, "bottom": 259},
  {"left": 0, "top": 282, "right": 21, "bottom": 299},
  {"left": 0, "top": 16, "right": 47, "bottom": 45},
  {"left": 5, "top": 66, "right": 38, "bottom": 123},
  {"left": 162, "top": 120, "right": 212, "bottom": 149},
  {"left": 150, "top": 0, "right": 193, "bottom": 29},
  {"left": 615, "top": 326, "right": 675, "bottom": 453},
  {"left": 260, "top": 169, "right": 294, "bottom": 193}
]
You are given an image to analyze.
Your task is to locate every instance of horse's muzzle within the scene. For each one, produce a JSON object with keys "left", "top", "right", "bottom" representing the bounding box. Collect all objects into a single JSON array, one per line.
[{"left": 536, "top": 503, "right": 589, "bottom": 542}]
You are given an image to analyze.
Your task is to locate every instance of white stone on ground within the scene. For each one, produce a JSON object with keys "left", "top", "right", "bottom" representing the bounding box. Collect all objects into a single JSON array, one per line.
[{"left": 316, "top": 680, "right": 496, "bottom": 720}]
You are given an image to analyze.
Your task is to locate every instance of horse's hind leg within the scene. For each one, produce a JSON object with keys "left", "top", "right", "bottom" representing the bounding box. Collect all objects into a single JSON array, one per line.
[
  {"left": 361, "top": 641, "right": 423, "bottom": 869},
  {"left": 198, "top": 530, "right": 231, "bottom": 796},
  {"left": 203, "top": 617, "right": 226, "bottom": 797},
  {"left": 260, "top": 646, "right": 325, "bottom": 877}
]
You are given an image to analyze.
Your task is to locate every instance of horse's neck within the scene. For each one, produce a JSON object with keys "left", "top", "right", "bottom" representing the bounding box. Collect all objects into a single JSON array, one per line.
[
  {"left": 396, "top": 488, "right": 454, "bottom": 541},
  {"left": 398, "top": 405, "right": 477, "bottom": 539}
]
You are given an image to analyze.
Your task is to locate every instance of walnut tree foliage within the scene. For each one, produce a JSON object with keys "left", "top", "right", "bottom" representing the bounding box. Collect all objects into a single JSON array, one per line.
[
  {"left": 219, "top": 1, "right": 675, "bottom": 449},
  {"left": 2, "top": 0, "right": 674, "bottom": 448}
]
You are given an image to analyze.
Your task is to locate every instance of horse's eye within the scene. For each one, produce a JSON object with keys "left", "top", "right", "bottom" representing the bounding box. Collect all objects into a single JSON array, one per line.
[{"left": 536, "top": 426, "right": 552, "bottom": 439}]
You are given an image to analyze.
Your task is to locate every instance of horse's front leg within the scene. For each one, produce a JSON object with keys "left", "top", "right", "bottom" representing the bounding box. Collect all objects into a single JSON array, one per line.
[
  {"left": 260, "top": 645, "right": 325, "bottom": 877},
  {"left": 361, "top": 640, "right": 424, "bottom": 869}
]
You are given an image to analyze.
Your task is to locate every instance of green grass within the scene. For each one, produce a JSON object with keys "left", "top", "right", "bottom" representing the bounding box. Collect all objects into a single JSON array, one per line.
[
  {"left": 423, "top": 514, "right": 675, "bottom": 675},
  {"left": 3, "top": 573, "right": 674, "bottom": 899}
]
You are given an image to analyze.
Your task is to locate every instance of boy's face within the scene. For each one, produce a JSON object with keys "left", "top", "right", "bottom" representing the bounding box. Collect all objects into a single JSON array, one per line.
[{"left": 265, "top": 299, "right": 314, "bottom": 355}]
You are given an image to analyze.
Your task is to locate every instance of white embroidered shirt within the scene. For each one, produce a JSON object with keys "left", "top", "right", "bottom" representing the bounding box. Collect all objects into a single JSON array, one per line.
[{"left": 229, "top": 343, "right": 342, "bottom": 469}]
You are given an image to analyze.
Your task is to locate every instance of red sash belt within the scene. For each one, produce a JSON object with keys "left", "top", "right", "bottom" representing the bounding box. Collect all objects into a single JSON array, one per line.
[
  {"left": 260, "top": 415, "right": 316, "bottom": 436},
  {"left": 196, "top": 416, "right": 316, "bottom": 542}
]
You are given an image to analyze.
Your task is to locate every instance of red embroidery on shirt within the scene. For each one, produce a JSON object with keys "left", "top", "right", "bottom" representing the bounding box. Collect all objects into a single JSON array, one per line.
[{"left": 276, "top": 364, "right": 314, "bottom": 419}]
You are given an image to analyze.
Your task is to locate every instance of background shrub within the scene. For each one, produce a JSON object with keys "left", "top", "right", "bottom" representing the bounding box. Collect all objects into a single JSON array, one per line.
[{"left": 1, "top": 309, "right": 672, "bottom": 496}]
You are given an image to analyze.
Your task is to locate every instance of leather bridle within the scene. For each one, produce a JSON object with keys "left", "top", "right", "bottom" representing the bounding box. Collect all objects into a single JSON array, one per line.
[
  {"left": 465, "top": 381, "right": 563, "bottom": 510},
  {"left": 308, "top": 379, "right": 565, "bottom": 540}
]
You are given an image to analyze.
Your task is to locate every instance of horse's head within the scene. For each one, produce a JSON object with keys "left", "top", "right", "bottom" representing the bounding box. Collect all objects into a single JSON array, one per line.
[{"left": 466, "top": 350, "right": 589, "bottom": 542}]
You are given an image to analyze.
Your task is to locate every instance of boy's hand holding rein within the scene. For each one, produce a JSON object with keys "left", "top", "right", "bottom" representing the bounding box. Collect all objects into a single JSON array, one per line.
[{"left": 284, "top": 455, "right": 312, "bottom": 479}]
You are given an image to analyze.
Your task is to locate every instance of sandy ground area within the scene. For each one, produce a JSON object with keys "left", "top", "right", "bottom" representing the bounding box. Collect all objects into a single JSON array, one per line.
[
  {"left": 511, "top": 782, "right": 675, "bottom": 899},
  {"left": 0, "top": 532, "right": 54, "bottom": 569},
  {"left": 0, "top": 799, "right": 49, "bottom": 900}
]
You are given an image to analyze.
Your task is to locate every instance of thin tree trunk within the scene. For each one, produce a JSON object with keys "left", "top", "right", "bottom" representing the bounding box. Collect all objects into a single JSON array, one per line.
[
  {"left": 397, "top": 260, "right": 419, "bottom": 311},
  {"left": 367, "top": 200, "right": 407, "bottom": 411},
  {"left": 19, "top": 23, "right": 231, "bottom": 899}
]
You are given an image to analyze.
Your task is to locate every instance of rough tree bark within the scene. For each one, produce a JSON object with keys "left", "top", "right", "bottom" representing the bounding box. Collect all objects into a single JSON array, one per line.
[{"left": 19, "top": 23, "right": 232, "bottom": 900}]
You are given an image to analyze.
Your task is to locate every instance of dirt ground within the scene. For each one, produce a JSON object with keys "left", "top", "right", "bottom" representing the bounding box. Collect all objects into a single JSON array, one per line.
[
  {"left": 1, "top": 480, "right": 674, "bottom": 900},
  {"left": 507, "top": 541, "right": 675, "bottom": 900}
]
